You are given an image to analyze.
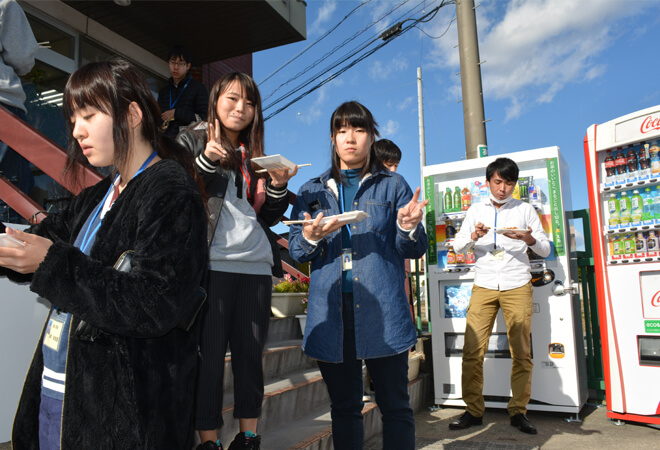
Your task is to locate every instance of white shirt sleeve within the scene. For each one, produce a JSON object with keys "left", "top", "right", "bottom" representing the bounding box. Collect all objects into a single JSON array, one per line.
[{"left": 453, "top": 206, "right": 477, "bottom": 254}]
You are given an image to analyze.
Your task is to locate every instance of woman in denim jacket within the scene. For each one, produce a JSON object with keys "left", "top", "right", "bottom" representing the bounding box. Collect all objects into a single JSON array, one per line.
[{"left": 288, "top": 101, "right": 428, "bottom": 450}]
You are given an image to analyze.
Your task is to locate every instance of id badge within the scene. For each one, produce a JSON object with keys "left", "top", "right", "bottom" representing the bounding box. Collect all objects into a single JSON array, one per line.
[
  {"left": 489, "top": 250, "right": 504, "bottom": 260},
  {"left": 44, "top": 316, "right": 65, "bottom": 351},
  {"left": 342, "top": 249, "right": 353, "bottom": 271}
]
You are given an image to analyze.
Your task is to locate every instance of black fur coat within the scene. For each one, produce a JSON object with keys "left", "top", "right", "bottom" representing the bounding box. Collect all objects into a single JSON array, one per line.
[{"left": 10, "top": 159, "right": 208, "bottom": 449}]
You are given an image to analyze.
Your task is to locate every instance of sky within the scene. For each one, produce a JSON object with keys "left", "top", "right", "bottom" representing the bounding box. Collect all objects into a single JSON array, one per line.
[{"left": 253, "top": 0, "right": 660, "bottom": 232}]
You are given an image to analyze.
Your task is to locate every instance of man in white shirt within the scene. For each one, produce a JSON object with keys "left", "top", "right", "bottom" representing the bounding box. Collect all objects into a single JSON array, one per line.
[{"left": 448, "top": 157, "right": 550, "bottom": 435}]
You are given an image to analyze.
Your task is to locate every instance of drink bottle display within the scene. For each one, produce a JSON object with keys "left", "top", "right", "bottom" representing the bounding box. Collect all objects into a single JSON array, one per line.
[
  {"left": 631, "top": 190, "right": 643, "bottom": 223},
  {"left": 638, "top": 144, "right": 651, "bottom": 180},
  {"left": 479, "top": 183, "right": 489, "bottom": 202},
  {"left": 650, "top": 140, "right": 660, "bottom": 176},
  {"left": 453, "top": 187, "right": 461, "bottom": 212},
  {"left": 642, "top": 187, "right": 654, "bottom": 223},
  {"left": 461, "top": 187, "right": 471, "bottom": 210},
  {"left": 446, "top": 221, "right": 456, "bottom": 239},
  {"left": 615, "top": 148, "right": 627, "bottom": 182},
  {"left": 447, "top": 247, "right": 456, "bottom": 265},
  {"left": 648, "top": 230, "right": 660, "bottom": 252},
  {"left": 604, "top": 150, "right": 616, "bottom": 186},
  {"left": 471, "top": 181, "right": 481, "bottom": 204},
  {"left": 626, "top": 147, "right": 639, "bottom": 181},
  {"left": 444, "top": 188, "right": 452, "bottom": 212},
  {"left": 612, "top": 235, "right": 624, "bottom": 255},
  {"left": 456, "top": 252, "right": 465, "bottom": 264},
  {"left": 619, "top": 191, "right": 631, "bottom": 226},
  {"left": 624, "top": 234, "right": 635, "bottom": 254},
  {"left": 607, "top": 193, "right": 620, "bottom": 228},
  {"left": 653, "top": 186, "right": 660, "bottom": 220},
  {"left": 636, "top": 232, "right": 648, "bottom": 254},
  {"left": 466, "top": 248, "right": 475, "bottom": 264}
]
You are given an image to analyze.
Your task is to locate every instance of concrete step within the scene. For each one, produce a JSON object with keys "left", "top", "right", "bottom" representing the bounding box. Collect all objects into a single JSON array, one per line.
[
  {"left": 266, "top": 316, "right": 303, "bottom": 344},
  {"left": 265, "top": 373, "right": 430, "bottom": 449},
  {"left": 222, "top": 340, "right": 316, "bottom": 392},
  {"left": 216, "top": 367, "right": 329, "bottom": 447}
]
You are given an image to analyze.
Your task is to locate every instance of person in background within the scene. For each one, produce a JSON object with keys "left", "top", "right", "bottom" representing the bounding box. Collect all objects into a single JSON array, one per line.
[
  {"left": 288, "top": 101, "right": 428, "bottom": 450},
  {"left": 449, "top": 157, "right": 550, "bottom": 435},
  {"left": 176, "top": 72, "right": 296, "bottom": 450},
  {"left": 158, "top": 45, "right": 209, "bottom": 138},
  {"left": 1, "top": 58, "right": 208, "bottom": 449},
  {"left": 374, "top": 138, "right": 401, "bottom": 173},
  {"left": 0, "top": 0, "right": 39, "bottom": 223}
]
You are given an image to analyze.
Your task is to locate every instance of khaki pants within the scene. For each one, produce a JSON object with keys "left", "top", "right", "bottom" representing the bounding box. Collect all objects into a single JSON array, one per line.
[{"left": 461, "top": 282, "right": 533, "bottom": 417}]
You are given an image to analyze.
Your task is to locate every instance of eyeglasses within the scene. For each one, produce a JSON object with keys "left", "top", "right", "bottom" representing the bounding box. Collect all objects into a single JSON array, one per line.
[{"left": 169, "top": 60, "right": 188, "bottom": 68}]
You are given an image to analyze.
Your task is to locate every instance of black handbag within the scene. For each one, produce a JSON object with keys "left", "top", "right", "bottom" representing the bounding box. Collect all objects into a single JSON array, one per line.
[{"left": 75, "top": 250, "right": 207, "bottom": 340}]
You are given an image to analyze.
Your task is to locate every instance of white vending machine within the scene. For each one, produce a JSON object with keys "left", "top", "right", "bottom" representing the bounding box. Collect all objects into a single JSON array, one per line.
[
  {"left": 423, "top": 147, "right": 587, "bottom": 414},
  {"left": 584, "top": 104, "right": 660, "bottom": 425}
]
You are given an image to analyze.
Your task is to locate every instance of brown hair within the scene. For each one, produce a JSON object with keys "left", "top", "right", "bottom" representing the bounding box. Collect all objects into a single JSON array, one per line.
[
  {"left": 329, "top": 101, "right": 382, "bottom": 184},
  {"left": 62, "top": 58, "right": 204, "bottom": 195},
  {"left": 206, "top": 72, "right": 264, "bottom": 171}
]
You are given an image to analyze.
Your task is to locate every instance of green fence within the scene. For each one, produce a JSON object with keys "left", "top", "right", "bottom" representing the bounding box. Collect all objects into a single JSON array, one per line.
[{"left": 570, "top": 209, "right": 606, "bottom": 400}]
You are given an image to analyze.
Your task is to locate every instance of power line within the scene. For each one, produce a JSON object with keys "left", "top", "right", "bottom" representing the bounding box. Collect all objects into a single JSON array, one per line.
[
  {"left": 258, "top": 0, "right": 373, "bottom": 86},
  {"left": 264, "top": 1, "right": 453, "bottom": 121},
  {"left": 263, "top": 0, "right": 436, "bottom": 111},
  {"left": 262, "top": 0, "right": 416, "bottom": 104}
]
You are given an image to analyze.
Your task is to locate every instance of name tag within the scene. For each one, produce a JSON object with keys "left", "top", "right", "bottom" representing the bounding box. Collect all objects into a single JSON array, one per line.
[
  {"left": 342, "top": 249, "right": 353, "bottom": 271},
  {"left": 44, "top": 316, "right": 65, "bottom": 351},
  {"left": 488, "top": 250, "right": 504, "bottom": 260}
]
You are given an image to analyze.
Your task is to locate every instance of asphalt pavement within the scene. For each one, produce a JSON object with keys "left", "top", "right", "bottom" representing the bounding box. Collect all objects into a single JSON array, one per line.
[{"left": 365, "top": 402, "right": 659, "bottom": 449}]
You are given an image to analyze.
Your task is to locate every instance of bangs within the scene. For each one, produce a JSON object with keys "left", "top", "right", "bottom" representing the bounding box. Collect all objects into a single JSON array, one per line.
[
  {"left": 331, "top": 102, "right": 376, "bottom": 136},
  {"left": 63, "top": 63, "right": 113, "bottom": 120},
  {"left": 221, "top": 73, "right": 261, "bottom": 106}
]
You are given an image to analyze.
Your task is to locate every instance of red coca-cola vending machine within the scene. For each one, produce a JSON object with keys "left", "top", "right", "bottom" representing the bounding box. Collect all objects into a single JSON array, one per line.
[{"left": 584, "top": 104, "right": 660, "bottom": 425}]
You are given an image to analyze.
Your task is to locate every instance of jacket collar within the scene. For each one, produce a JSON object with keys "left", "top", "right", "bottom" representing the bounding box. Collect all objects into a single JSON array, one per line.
[
  {"left": 170, "top": 72, "right": 192, "bottom": 88},
  {"left": 314, "top": 165, "right": 392, "bottom": 197}
]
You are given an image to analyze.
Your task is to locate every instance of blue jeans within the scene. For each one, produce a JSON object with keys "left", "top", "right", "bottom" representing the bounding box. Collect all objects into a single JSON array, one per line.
[
  {"left": 0, "top": 105, "right": 34, "bottom": 223},
  {"left": 317, "top": 293, "right": 415, "bottom": 450},
  {"left": 39, "top": 393, "right": 63, "bottom": 450}
]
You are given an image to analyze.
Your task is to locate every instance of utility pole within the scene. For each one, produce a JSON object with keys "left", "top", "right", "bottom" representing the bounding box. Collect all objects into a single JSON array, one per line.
[
  {"left": 456, "top": 0, "right": 488, "bottom": 159},
  {"left": 417, "top": 67, "right": 426, "bottom": 190},
  {"left": 416, "top": 66, "right": 428, "bottom": 333}
]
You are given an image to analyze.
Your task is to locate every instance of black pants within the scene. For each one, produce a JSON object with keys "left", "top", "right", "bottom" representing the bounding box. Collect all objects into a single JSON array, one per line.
[{"left": 194, "top": 271, "right": 272, "bottom": 430}]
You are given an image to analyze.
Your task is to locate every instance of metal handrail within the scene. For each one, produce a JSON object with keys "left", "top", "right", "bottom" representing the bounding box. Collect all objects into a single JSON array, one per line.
[{"left": 0, "top": 105, "right": 103, "bottom": 223}]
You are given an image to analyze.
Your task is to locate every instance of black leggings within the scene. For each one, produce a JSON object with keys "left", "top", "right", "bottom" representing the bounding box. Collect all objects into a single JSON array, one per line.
[{"left": 194, "top": 270, "right": 272, "bottom": 430}]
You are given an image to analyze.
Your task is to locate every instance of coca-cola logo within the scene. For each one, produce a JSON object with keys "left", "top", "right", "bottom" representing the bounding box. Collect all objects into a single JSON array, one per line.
[
  {"left": 652, "top": 291, "right": 660, "bottom": 307},
  {"left": 641, "top": 116, "right": 660, "bottom": 134}
]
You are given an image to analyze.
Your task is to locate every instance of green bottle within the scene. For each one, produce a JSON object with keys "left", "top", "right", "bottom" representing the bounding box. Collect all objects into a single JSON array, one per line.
[
  {"left": 453, "top": 187, "right": 461, "bottom": 212},
  {"left": 612, "top": 235, "right": 623, "bottom": 255},
  {"left": 624, "top": 234, "right": 636, "bottom": 254},
  {"left": 642, "top": 187, "right": 654, "bottom": 222},
  {"left": 444, "top": 187, "right": 452, "bottom": 213},
  {"left": 631, "top": 190, "right": 643, "bottom": 223},
  {"left": 619, "top": 192, "right": 631, "bottom": 226}
]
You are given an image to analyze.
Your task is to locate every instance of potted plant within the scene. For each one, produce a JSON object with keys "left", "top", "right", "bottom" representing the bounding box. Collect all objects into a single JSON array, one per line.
[{"left": 271, "top": 273, "right": 309, "bottom": 318}]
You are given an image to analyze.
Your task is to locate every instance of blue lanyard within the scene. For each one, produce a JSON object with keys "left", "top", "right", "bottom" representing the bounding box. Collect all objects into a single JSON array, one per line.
[
  {"left": 169, "top": 78, "right": 191, "bottom": 109},
  {"left": 493, "top": 209, "right": 498, "bottom": 249},
  {"left": 338, "top": 182, "right": 352, "bottom": 238},
  {"left": 79, "top": 150, "right": 158, "bottom": 253}
]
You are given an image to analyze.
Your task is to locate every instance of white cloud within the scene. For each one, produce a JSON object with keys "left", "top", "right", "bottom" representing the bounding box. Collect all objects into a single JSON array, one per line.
[
  {"left": 380, "top": 119, "right": 400, "bottom": 137},
  {"left": 369, "top": 56, "right": 408, "bottom": 81},
  {"left": 309, "top": 0, "right": 338, "bottom": 36},
  {"left": 427, "top": 0, "right": 649, "bottom": 120},
  {"left": 397, "top": 96, "right": 414, "bottom": 111}
]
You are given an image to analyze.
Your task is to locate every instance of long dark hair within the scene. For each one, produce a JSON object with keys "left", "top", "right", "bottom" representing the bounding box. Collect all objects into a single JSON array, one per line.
[
  {"left": 330, "top": 101, "right": 383, "bottom": 184},
  {"left": 62, "top": 58, "right": 204, "bottom": 194},
  {"left": 206, "top": 72, "right": 264, "bottom": 171}
]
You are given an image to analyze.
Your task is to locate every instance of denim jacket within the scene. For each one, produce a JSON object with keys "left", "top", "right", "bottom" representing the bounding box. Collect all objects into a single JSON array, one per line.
[{"left": 289, "top": 168, "right": 427, "bottom": 362}]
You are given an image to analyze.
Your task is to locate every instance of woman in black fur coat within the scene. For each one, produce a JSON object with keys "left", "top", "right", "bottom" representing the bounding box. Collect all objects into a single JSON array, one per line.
[{"left": 0, "top": 59, "right": 208, "bottom": 449}]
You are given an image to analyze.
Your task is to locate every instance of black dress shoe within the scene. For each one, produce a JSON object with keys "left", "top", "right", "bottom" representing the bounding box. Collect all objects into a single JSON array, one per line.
[
  {"left": 510, "top": 413, "right": 537, "bottom": 434},
  {"left": 449, "top": 411, "right": 483, "bottom": 430}
]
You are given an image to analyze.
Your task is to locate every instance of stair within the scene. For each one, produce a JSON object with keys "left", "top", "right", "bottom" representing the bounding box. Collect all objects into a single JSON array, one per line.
[{"left": 206, "top": 316, "right": 431, "bottom": 449}]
